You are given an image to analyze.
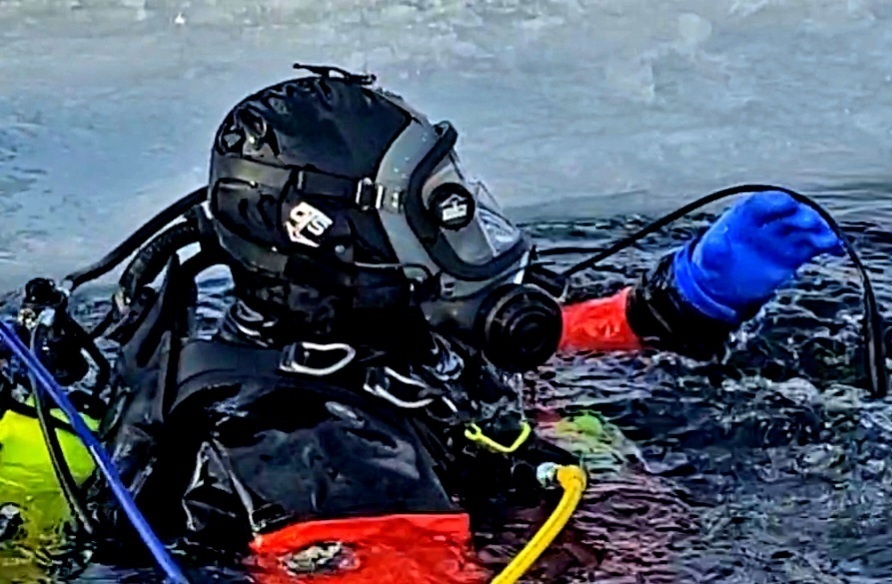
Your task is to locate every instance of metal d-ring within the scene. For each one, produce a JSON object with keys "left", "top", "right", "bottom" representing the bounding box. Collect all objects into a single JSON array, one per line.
[{"left": 278, "top": 342, "right": 357, "bottom": 377}]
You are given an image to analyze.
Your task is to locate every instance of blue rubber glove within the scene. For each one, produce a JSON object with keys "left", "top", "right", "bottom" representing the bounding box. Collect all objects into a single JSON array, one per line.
[{"left": 672, "top": 190, "right": 844, "bottom": 325}]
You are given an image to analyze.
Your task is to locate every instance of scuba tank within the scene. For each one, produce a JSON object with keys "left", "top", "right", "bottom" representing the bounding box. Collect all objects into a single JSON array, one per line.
[
  {"left": 0, "top": 399, "right": 98, "bottom": 534},
  {"left": 0, "top": 279, "right": 105, "bottom": 543}
]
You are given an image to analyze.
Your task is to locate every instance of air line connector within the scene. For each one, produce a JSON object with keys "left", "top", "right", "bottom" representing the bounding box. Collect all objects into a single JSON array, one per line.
[{"left": 536, "top": 462, "right": 560, "bottom": 489}]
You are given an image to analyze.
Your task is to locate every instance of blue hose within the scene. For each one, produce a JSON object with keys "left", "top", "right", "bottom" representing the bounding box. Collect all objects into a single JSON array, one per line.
[{"left": 0, "top": 318, "right": 189, "bottom": 584}]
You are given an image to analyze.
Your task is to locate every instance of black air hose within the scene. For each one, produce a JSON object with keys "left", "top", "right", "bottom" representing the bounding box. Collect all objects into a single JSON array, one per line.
[{"left": 118, "top": 219, "right": 202, "bottom": 304}]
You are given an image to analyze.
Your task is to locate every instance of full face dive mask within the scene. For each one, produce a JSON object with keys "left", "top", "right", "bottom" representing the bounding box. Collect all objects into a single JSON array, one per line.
[{"left": 366, "top": 115, "right": 564, "bottom": 372}]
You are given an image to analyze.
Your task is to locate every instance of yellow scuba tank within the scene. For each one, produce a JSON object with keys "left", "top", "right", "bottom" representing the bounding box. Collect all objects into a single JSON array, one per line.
[{"left": 0, "top": 398, "right": 98, "bottom": 536}]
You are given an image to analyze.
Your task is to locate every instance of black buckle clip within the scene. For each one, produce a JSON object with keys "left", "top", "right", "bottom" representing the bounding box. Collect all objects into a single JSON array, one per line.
[{"left": 355, "top": 178, "right": 386, "bottom": 211}]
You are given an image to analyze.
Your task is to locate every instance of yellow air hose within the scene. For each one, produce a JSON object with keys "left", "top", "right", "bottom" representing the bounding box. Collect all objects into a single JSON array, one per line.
[{"left": 491, "top": 464, "right": 588, "bottom": 584}]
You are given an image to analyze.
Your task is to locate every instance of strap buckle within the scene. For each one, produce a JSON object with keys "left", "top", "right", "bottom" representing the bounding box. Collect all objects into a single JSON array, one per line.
[{"left": 355, "top": 178, "right": 386, "bottom": 211}]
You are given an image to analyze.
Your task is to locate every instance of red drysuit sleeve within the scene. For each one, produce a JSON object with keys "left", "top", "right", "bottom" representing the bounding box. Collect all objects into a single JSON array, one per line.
[{"left": 559, "top": 287, "right": 642, "bottom": 352}]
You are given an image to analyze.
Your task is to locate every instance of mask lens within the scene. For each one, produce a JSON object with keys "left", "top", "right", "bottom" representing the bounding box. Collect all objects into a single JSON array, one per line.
[
  {"left": 475, "top": 183, "right": 522, "bottom": 255},
  {"left": 435, "top": 181, "right": 523, "bottom": 267}
]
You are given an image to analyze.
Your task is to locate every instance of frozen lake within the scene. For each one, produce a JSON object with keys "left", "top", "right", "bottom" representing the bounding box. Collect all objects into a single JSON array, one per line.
[{"left": 1, "top": 0, "right": 890, "bottom": 286}]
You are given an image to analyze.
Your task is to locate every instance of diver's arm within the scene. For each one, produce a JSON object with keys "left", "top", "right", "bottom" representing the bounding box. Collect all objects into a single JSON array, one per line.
[
  {"left": 559, "top": 288, "right": 642, "bottom": 352},
  {"left": 559, "top": 191, "right": 843, "bottom": 358},
  {"left": 558, "top": 271, "right": 734, "bottom": 358}
]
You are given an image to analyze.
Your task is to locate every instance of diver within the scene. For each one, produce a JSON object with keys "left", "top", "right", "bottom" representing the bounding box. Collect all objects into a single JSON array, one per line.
[{"left": 0, "top": 65, "right": 844, "bottom": 583}]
